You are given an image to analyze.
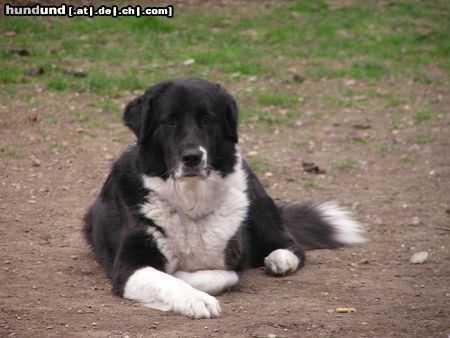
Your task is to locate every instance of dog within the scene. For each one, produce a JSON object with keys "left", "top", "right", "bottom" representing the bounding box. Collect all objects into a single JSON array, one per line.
[{"left": 83, "top": 78, "right": 365, "bottom": 319}]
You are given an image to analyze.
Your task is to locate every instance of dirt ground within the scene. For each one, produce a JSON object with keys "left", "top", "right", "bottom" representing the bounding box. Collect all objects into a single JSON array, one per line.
[{"left": 1, "top": 74, "right": 449, "bottom": 338}]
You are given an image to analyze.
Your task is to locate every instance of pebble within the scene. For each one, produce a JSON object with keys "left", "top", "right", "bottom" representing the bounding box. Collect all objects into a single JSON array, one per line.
[
  {"left": 336, "top": 307, "right": 356, "bottom": 313},
  {"left": 183, "top": 58, "right": 195, "bottom": 65},
  {"left": 410, "top": 217, "right": 421, "bottom": 226},
  {"left": 31, "top": 158, "right": 41, "bottom": 167},
  {"left": 410, "top": 251, "right": 428, "bottom": 264}
]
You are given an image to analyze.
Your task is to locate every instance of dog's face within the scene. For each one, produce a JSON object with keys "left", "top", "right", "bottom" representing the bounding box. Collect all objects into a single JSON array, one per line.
[{"left": 124, "top": 79, "right": 238, "bottom": 179}]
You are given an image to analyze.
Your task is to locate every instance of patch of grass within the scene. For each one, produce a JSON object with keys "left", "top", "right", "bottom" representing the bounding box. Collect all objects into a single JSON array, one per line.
[
  {"left": 52, "top": 142, "right": 68, "bottom": 151},
  {"left": 414, "top": 109, "right": 433, "bottom": 122},
  {"left": 0, "top": 66, "right": 22, "bottom": 84},
  {"left": 415, "top": 134, "right": 434, "bottom": 145},
  {"left": 302, "top": 178, "right": 319, "bottom": 189},
  {"left": 377, "top": 143, "right": 393, "bottom": 156},
  {"left": 400, "top": 155, "right": 412, "bottom": 165},
  {"left": 240, "top": 105, "right": 260, "bottom": 124},
  {"left": 323, "top": 95, "right": 349, "bottom": 110},
  {"left": 76, "top": 112, "right": 108, "bottom": 129},
  {"left": 0, "top": 0, "right": 449, "bottom": 136},
  {"left": 333, "top": 159, "right": 361, "bottom": 171},
  {"left": 248, "top": 156, "right": 268, "bottom": 173},
  {"left": 385, "top": 95, "right": 404, "bottom": 108},
  {"left": 42, "top": 115, "right": 58, "bottom": 124},
  {"left": 97, "top": 101, "right": 121, "bottom": 118},
  {"left": 45, "top": 76, "right": 71, "bottom": 91},
  {"left": 349, "top": 137, "right": 369, "bottom": 146},
  {"left": 0, "top": 146, "right": 21, "bottom": 159},
  {"left": 257, "top": 92, "right": 299, "bottom": 107}
]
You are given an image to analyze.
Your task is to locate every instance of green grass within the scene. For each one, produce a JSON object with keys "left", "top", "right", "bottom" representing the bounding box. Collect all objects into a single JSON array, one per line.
[
  {"left": 52, "top": 142, "right": 68, "bottom": 151},
  {"left": 415, "top": 134, "right": 435, "bottom": 145},
  {"left": 414, "top": 109, "right": 433, "bottom": 122},
  {"left": 0, "top": 146, "right": 21, "bottom": 159},
  {"left": 248, "top": 156, "right": 268, "bottom": 173},
  {"left": 333, "top": 159, "right": 361, "bottom": 171},
  {"left": 1, "top": 1, "right": 449, "bottom": 127},
  {"left": 75, "top": 112, "right": 108, "bottom": 129},
  {"left": 257, "top": 92, "right": 299, "bottom": 107},
  {"left": 302, "top": 178, "right": 319, "bottom": 189}
]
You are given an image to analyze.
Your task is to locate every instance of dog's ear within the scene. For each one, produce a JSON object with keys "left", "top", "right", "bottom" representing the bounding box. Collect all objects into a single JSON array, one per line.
[
  {"left": 123, "top": 96, "right": 144, "bottom": 138},
  {"left": 123, "top": 82, "right": 172, "bottom": 144},
  {"left": 220, "top": 87, "right": 239, "bottom": 144}
]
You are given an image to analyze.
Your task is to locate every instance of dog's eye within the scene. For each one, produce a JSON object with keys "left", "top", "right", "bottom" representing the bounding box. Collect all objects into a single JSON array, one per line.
[
  {"left": 163, "top": 118, "right": 176, "bottom": 128},
  {"left": 201, "top": 115, "right": 214, "bottom": 125}
]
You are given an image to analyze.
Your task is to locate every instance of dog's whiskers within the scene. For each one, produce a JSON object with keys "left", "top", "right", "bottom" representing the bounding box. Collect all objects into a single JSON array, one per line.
[{"left": 162, "top": 167, "right": 176, "bottom": 179}]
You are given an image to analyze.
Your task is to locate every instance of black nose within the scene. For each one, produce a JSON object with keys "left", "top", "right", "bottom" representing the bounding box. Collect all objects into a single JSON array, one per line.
[{"left": 181, "top": 148, "right": 203, "bottom": 167}]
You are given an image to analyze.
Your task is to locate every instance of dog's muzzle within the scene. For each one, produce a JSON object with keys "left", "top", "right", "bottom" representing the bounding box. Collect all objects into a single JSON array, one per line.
[{"left": 175, "top": 147, "right": 209, "bottom": 179}]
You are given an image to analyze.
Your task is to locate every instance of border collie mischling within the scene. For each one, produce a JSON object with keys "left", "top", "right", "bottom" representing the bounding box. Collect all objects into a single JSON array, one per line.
[{"left": 83, "top": 78, "right": 365, "bottom": 319}]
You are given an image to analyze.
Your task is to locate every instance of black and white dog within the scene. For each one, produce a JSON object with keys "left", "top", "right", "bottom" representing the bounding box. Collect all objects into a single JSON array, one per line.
[{"left": 83, "top": 78, "right": 365, "bottom": 319}]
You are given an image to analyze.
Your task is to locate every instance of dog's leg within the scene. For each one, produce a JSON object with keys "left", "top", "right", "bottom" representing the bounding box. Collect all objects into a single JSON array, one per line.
[
  {"left": 113, "top": 229, "right": 222, "bottom": 319},
  {"left": 174, "top": 270, "right": 240, "bottom": 295},
  {"left": 123, "top": 267, "right": 221, "bottom": 319},
  {"left": 244, "top": 161, "right": 305, "bottom": 275}
]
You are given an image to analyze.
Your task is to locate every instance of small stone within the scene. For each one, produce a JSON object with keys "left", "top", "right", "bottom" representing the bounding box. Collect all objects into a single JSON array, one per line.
[
  {"left": 336, "top": 307, "right": 356, "bottom": 313},
  {"left": 64, "top": 69, "right": 87, "bottom": 78},
  {"left": 27, "top": 111, "right": 39, "bottom": 122},
  {"left": 410, "top": 217, "right": 421, "bottom": 225},
  {"left": 410, "top": 251, "right": 428, "bottom": 264},
  {"left": 32, "top": 158, "right": 41, "bottom": 167},
  {"left": 10, "top": 48, "right": 30, "bottom": 56},
  {"left": 302, "top": 161, "right": 326, "bottom": 174},
  {"left": 4, "top": 31, "right": 17, "bottom": 37},
  {"left": 26, "top": 67, "right": 45, "bottom": 77},
  {"left": 183, "top": 58, "right": 195, "bottom": 65},
  {"left": 104, "top": 154, "right": 114, "bottom": 161}
]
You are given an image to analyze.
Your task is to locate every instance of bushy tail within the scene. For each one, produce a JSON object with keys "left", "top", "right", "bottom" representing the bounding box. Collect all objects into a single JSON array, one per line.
[{"left": 280, "top": 201, "right": 366, "bottom": 251}]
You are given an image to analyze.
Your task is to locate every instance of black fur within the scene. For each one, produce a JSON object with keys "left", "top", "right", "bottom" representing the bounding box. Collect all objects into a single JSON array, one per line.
[{"left": 83, "top": 78, "right": 357, "bottom": 306}]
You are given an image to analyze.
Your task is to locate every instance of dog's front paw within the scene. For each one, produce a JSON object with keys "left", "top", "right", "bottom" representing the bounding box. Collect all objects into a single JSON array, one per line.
[
  {"left": 264, "top": 249, "right": 300, "bottom": 276},
  {"left": 173, "top": 288, "right": 222, "bottom": 319}
]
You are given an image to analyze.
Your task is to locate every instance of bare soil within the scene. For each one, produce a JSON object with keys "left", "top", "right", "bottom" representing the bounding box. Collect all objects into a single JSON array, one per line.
[{"left": 0, "top": 77, "right": 449, "bottom": 337}]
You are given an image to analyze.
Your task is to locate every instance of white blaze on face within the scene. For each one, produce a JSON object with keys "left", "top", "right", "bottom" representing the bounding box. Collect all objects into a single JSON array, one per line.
[{"left": 199, "top": 146, "right": 207, "bottom": 168}]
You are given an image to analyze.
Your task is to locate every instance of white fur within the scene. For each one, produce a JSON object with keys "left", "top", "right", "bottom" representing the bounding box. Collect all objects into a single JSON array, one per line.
[
  {"left": 123, "top": 267, "right": 221, "bottom": 319},
  {"left": 199, "top": 146, "right": 207, "bottom": 168},
  {"left": 174, "top": 270, "right": 239, "bottom": 295},
  {"left": 141, "top": 154, "right": 248, "bottom": 273},
  {"left": 264, "top": 249, "right": 300, "bottom": 275},
  {"left": 315, "top": 202, "right": 366, "bottom": 245}
]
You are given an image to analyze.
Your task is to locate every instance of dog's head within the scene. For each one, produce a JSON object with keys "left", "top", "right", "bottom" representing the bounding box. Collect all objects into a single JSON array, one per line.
[{"left": 124, "top": 79, "right": 238, "bottom": 180}]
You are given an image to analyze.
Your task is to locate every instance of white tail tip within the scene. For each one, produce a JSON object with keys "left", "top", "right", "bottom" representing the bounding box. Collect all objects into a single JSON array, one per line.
[{"left": 315, "top": 202, "right": 366, "bottom": 245}]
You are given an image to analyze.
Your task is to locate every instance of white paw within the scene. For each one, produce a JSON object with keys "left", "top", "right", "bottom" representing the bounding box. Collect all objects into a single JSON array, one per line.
[
  {"left": 172, "top": 288, "right": 222, "bottom": 319},
  {"left": 264, "top": 249, "right": 300, "bottom": 276},
  {"left": 123, "top": 267, "right": 222, "bottom": 319}
]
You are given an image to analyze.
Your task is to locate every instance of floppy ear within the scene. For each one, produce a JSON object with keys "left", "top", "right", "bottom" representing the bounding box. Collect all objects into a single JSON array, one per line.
[
  {"left": 123, "top": 81, "right": 172, "bottom": 144},
  {"left": 221, "top": 89, "right": 239, "bottom": 144},
  {"left": 123, "top": 96, "right": 144, "bottom": 138}
]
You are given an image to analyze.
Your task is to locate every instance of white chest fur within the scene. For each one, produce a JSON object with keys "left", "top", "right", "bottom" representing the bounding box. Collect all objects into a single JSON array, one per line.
[{"left": 140, "top": 156, "right": 248, "bottom": 273}]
